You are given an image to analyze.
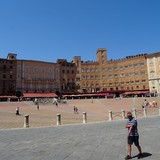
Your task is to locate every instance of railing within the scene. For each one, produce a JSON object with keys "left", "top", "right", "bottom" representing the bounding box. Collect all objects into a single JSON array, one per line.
[{"left": 108, "top": 107, "right": 160, "bottom": 121}]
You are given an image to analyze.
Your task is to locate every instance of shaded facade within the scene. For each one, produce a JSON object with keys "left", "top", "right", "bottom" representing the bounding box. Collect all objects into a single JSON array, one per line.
[{"left": 0, "top": 54, "right": 17, "bottom": 95}]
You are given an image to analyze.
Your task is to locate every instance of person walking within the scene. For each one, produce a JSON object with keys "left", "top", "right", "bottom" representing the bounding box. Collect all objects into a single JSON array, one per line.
[
  {"left": 16, "top": 107, "right": 20, "bottom": 115},
  {"left": 125, "top": 112, "right": 143, "bottom": 159}
]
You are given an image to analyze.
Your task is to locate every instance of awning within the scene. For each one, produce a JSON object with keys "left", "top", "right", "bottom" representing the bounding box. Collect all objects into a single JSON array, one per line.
[
  {"left": 0, "top": 95, "right": 17, "bottom": 98},
  {"left": 124, "top": 90, "right": 149, "bottom": 95},
  {"left": 23, "top": 93, "right": 58, "bottom": 98}
]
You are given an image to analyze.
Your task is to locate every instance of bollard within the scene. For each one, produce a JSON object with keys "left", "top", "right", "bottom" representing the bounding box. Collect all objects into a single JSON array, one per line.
[
  {"left": 24, "top": 115, "right": 29, "bottom": 128},
  {"left": 109, "top": 111, "right": 113, "bottom": 121},
  {"left": 143, "top": 108, "right": 147, "bottom": 117},
  {"left": 56, "top": 114, "right": 61, "bottom": 125},
  {"left": 83, "top": 112, "right": 87, "bottom": 124},
  {"left": 121, "top": 109, "right": 125, "bottom": 119},
  {"left": 132, "top": 108, "right": 137, "bottom": 119}
]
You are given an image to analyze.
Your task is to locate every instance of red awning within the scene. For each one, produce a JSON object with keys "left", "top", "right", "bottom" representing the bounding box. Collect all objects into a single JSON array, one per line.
[
  {"left": 0, "top": 95, "right": 17, "bottom": 98},
  {"left": 23, "top": 93, "right": 57, "bottom": 98},
  {"left": 124, "top": 90, "right": 149, "bottom": 95}
]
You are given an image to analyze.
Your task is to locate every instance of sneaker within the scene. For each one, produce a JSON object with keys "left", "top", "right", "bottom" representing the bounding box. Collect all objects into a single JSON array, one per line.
[
  {"left": 137, "top": 153, "right": 143, "bottom": 159},
  {"left": 125, "top": 155, "right": 132, "bottom": 159}
]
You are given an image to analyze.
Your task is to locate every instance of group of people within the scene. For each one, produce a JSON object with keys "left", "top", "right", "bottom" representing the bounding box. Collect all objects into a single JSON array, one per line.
[{"left": 142, "top": 99, "right": 157, "bottom": 108}]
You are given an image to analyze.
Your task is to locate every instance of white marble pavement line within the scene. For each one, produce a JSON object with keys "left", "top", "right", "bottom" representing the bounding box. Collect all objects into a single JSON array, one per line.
[{"left": 0, "top": 116, "right": 159, "bottom": 160}]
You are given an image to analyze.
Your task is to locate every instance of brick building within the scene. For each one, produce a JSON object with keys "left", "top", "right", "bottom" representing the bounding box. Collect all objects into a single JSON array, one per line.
[
  {"left": 0, "top": 54, "right": 17, "bottom": 95},
  {"left": 16, "top": 59, "right": 60, "bottom": 94},
  {"left": 1, "top": 49, "right": 160, "bottom": 97},
  {"left": 77, "top": 48, "right": 149, "bottom": 94}
]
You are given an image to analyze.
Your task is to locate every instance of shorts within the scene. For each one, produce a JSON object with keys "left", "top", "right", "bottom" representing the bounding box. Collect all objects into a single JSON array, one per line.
[{"left": 128, "top": 136, "right": 139, "bottom": 146}]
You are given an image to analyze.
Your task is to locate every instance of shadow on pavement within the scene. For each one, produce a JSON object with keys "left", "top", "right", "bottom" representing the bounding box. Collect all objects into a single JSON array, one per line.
[{"left": 132, "top": 152, "right": 152, "bottom": 159}]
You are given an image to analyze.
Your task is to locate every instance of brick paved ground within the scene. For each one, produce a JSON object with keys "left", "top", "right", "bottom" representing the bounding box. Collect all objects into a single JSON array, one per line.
[
  {"left": 0, "top": 116, "right": 159, "bottom": 160},
  {"left": 0, "top": 97, "right": 159, "bottom": 129}
]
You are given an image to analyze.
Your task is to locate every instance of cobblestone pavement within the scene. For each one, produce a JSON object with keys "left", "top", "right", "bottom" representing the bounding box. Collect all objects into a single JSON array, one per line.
[
  {"left": 0, "top": 97, "right": 159, "bottom": 129},
  {"left": 0, "top": 116, "right": 159, "bottom": 160}
]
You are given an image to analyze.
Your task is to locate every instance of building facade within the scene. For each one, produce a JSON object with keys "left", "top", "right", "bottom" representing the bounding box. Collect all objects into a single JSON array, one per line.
[
  {"left": 57, "top": 59, "right": 77, "bottom": 93},
  {"left": 16, "top": 59, "right": 60, "bottom": 94},
  {"left": 146, "top": 52, "right": 160, "bottom": 95},
  {"left": 0, "top": 54, "right": 17, "bottom": 95},
  {"left": 2, "top": 49, "right": 160, "bottom": 96},
  {"left": 78, "top": 48, "right": 149, "bottom": 93}
]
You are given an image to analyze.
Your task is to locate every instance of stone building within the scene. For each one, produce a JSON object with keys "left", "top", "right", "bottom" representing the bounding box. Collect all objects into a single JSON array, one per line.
[
  {"left": 0, "top": 54, "right": 17, "bottom": 95},
  {"left": 146, "top": 52, "right": 160, "bottom": 95}
]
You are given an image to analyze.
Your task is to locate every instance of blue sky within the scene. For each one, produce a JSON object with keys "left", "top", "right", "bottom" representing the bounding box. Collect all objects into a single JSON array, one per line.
[{"left": 0, "top": 0, "right": 160, "bottom": 62}]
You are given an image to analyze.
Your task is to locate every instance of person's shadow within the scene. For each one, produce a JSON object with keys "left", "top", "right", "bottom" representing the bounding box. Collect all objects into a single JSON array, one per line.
[{"left": 132, "top": 152, "right": 152, "bottom": 159}]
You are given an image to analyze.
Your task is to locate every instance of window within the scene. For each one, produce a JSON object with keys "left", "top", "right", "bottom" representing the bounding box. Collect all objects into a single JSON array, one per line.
[
  {"left": 95, "top": 68, "right": 98, "bottom": 72},
  {"left": 135, "top": 80, "right": 139, "bottom": 84},
  {"left": 126, "top": 73, "right": 129, "bottom": 77},
  {"left": 114, "top": 66, "right": 118, "bottom": 70},
  {"left": 86, "top": 68, "right": 90, "bottom": 72},
  {"left": 3, "top": 65, "right": 6, "bottom": 69},
  {"left": 141, "top": 71, "right": 145, "bottom": 75},
  {"left": 109, "top": 75, "right": 112, "bottom": 78},
  {"left": 126, "top": 82, "right": 129, "bottom": 85},
  {"left": 108, "top": 67, "right": 112, "bottom": 71},
  {"left": 149, "top": 58, "right": 153, "bottom": 64},
  {"left": 17, "top": 65, "right": 21, "bottom": 71},
  {"left": 125, "top": 65, "right": 128, "bottom": 69},
  {"left": 119, "top": 66, "right": 123, "bottom": 70},
  {"left": 91, "top": 75, "right": 94, "bottom": 79},
  {"left": 114, "top": 74, "right": 118, "bottom": 78},
  {"left": 130, "top": 81, "right": 134, "bottom": 84},
  {"left": 134, "top": 63, "right": 138, "bottom": 67},
  {"left": 26, "top": 66, "right": 29, "bottom": 72},
  {"left": 129, "top": 73, "right": 133, "bottom": 76},
  {"left": 102, "top": 67, "right": 106, "bottom": 71},
  {"left": 134, "top": 72, "right": 138, "bottom": 76},
  {"left": 120, "top": 74, "right": 124, "bottom": 77},
  {"left": 82, "top": 76, "right": 85, "bottom": 79},
  {"left": 119, "top": 73, "right": 124, "bottom": 77},
  {"left": 149, "top": 65, "right": 154, "bottom": 71},
  {"left": 18, "top": 74, "right": 21, "bottom": 79},
  {"left": 33, "top": 67, "right": 37, "bottom": 73},
  {"left": 26, "top": 74, "right": 29, "bottom": 80},
  {"left": 86, "top": 76, "right": 89, "bottom": 79},
  {"left": 102, "top": 75, "right": 106, "bottom": 79},
  {"left": 140, "top": 62, "right": 144, "bottom": 66},
  {"left": 142, "top": 80, "right": 146, "bottom": 83},
  {"left": 95, "top": 75, "right": 99, "bottom": 79},
  {"left": 129, "top": 64, "right": 132, "bottom": 68}
]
